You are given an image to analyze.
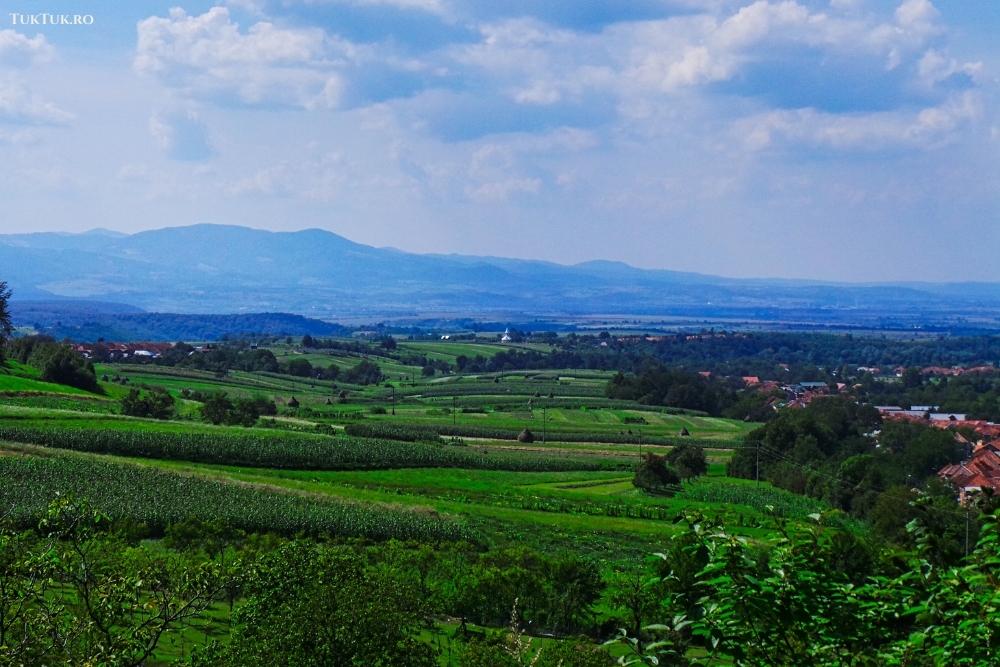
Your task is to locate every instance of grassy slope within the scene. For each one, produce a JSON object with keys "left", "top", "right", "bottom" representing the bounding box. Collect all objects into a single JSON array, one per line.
[{"left": 0, "top": 361, "right": 97, "bottom": 396}]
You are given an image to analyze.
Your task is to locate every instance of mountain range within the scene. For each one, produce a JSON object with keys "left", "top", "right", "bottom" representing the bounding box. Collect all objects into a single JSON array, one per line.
[{"left": 2, "top": 224, "right": 1000, "bottom": 330}]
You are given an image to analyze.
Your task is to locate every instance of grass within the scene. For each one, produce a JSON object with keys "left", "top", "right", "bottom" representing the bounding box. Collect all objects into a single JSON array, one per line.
[{"left": 0, "top": 361, "right": 97, "bottom": 396}]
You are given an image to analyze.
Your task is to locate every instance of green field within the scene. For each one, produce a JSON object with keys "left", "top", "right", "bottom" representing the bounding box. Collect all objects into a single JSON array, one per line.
[{"left": 2, "top": 345, "right": 816, "bottom": 665}]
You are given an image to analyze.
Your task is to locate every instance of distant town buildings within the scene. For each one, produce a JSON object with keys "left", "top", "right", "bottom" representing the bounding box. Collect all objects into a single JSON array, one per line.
[{"left": 939, "top": 442, "right": 1000, "bottom": 504}]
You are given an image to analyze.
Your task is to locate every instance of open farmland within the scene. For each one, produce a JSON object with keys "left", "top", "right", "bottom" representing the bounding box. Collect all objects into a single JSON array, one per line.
[{"left": 0, "top": 336, "right": 876, "bottom": 665}]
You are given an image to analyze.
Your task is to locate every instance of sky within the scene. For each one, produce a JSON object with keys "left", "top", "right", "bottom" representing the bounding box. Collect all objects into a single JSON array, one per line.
[{"left": 0, "top": 0, "right": 997, "bottom": 282}]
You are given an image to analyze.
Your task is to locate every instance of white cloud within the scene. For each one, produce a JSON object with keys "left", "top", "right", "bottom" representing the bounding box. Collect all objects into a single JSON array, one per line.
[
  {"left": 0, "top": 30, "right": 54, "bottom": 66},
  {"left": 150, "top": 111, "right": 214, "bottom": 161},
  {"left": 0, "top": 80, "right": 73, "bottom": 125},
  {"left": 917, "top": 49, "right": 982, "bottom": 88},
  {"left": 737, "top": 91, "right": 981, "bottom": 151},
  {"left": 465, "top": 177, "right": 541, "bottom": 202},
  {"left": 512, "top": 81, "right": 561, "bottom": 105},
  {"left": 625, "top": 0, "right": 947, "bottom": 93},
  {"left": 134, "top": 6, "right": 350, "bottom": 109},
  {"left": 227, "top": 151, "right": 347, "bottom": 200}
]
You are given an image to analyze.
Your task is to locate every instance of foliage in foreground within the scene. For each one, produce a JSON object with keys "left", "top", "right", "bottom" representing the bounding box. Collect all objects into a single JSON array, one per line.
[
  {"left": 191, "top": 541, "right": 436, "bottom": 667},
  {"left": 0, "top": 497, "right": 223, "bottom": 666},
  {"left": 621, "top": 508, "right": 1000, "bottom": 665}
]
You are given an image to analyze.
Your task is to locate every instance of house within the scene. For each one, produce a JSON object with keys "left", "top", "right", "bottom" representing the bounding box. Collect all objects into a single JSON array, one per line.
[
  {"left": 939, "top": 442, "right": 1000, "bottom": 504},
  {"left": 741, "top": 376, "right": 760, "bottom": 387},
  {"left": 930, "top": 412, "right": 967, "bottom": 422},
  {"left": 500, "top": 328, "right": 512, "bottom": 343}
]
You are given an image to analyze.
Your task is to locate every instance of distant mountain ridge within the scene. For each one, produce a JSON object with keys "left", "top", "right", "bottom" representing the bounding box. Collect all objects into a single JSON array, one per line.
[{"left": 2, "top": 224, "right": 1000, "bottom": 328}]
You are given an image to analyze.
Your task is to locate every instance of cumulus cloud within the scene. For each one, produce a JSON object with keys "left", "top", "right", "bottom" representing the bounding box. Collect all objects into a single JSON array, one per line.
[
  {"left": 465, "top": 176, "right": 541, "bottom": 202},
  {"left": 917, "top": 49, "right": 982, "bottom": 88},
  {"left": 0, "top": 81, "right": 73, "bottom": 125},
  {"left": 737, "top": 91, "right": 982, "bottom": 151},
  {"left": 150, "top": 111, "right": 214, "bottom": 161},
  {"left": 134, "top": 6, "right": 349, "bottom": 109},
  {"left": 626, "top": 0, "right": 948, "bottom": 93},
  {"left": 0, "top": 30, "right": 54, "bottom": 67},
  {"left": 227, "top": 151, "right": 347, "bottom": 200}
]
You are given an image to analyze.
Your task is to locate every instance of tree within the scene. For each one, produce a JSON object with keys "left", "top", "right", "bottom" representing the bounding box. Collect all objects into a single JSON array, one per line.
[
  {"left": 633, "top": 453, "right": 680, "bottom": 495},
  {"left": 0, "top": 497, "right": 223, "bottom": 666},
  {"left": 121, "top": 388, "right": 175, "bottom": 419},
  {"left": 0, "top": 281, "right": 11, "bottom": 362},
  {"left": 38, "top": 345, "right": 100, "bottom": 392},
  {"left": 344, "top": 359, "right": 383, "bottom": 385},
  {"left": 199, "top": 542, "right": 436, "bottom": 666},
  {"left": 285, "top": 358, "right": 313, "bottom": 377},
  {"left": 665, "top": 443, "right": 708, "bottom": 479},
  {"left": 202, "top": 393, "right": 234, "bottom": 425},
  {"left": 610, "top": 569, "right": 660, "bottom": 649}
]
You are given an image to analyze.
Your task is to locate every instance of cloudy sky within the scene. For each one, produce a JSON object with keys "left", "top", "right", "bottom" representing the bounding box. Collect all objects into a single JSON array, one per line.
[{"left": 0, "top": 0, "right": 997, "bottom": 281}]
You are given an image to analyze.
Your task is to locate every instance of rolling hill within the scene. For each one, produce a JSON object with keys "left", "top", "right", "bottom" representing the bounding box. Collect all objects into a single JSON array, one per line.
[{"left": 2, "top": 224, "right": 999, "bottom": 329}]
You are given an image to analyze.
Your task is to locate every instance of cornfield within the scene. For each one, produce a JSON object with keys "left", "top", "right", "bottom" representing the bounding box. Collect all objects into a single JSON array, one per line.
[
  {"left": 0, "top": 423, "right": 622, "bottom": 472},
  {"left": 0, "top": 453, "right": 470, "bottom": 541}
]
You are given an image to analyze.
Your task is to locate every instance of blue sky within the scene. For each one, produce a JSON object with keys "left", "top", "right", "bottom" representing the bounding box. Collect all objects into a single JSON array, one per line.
[{"left": 0, "top": 0, "right": 997, "bottom": 281}]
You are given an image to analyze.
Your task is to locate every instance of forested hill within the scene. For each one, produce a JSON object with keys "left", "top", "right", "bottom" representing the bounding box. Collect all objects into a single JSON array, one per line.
[
  {"left": 12, "top": 304, "right": 348, "bottom": 341},
  {"left": 5, "top": 224, "right": 1000, "bottom": 327}
]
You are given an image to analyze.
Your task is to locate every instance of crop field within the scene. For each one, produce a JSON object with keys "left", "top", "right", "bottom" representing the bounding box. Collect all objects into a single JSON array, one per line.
[
  {"left": 2, "top": 341, "right": 847, "bottom": 665},
  {"left": 0, "top": 343, "right": 778, "bottom": 553},
  {"left": 398, "top": 340, "right": 553, "bottom": 362}
]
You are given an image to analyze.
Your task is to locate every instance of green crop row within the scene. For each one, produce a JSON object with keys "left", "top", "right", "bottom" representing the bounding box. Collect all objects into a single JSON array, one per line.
[
  {"left": 344, "top": 423, "right": 443, "bottom": 443},
  {"left": 400, "top": 383, "right": 607, "bottom": 399},
  {"left": 678, "top": 477, "right": 841, "bottom": 521},
  {"left": 0, "top": 452, "right": 469, "bottom": 541},
  {"left": 0, "top": 422, "right": 624, "bottom": 472},
  {"left": 341, "top": 421, "right": 741, "bottom": 448}
]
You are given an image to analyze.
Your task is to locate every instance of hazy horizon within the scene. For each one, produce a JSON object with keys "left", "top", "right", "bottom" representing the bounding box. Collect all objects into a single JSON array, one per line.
[{"left": 1, "top": 1, "right": 997, "bottom": 282}]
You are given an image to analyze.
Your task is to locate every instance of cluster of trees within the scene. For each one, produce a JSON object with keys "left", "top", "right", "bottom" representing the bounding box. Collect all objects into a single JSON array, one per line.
[
  {"left": 728, "top": 397, "right": 977, "bottom": 560},
  {"left": 202, "top": 393, "right": 277, "bottom": 427},
  {"left": 8, "top": 495, "right": 1000, "bottom": 666},
  {"left": 5, "top": 335, "right": 100, "bottom": 392},
  {"left": 0, "top": 501, "right": 612, "bottom": 665},
  {"left": 606, "top": 366, "right": 737, "bottom": 415},
  {"left": 141, "top": 339, "right": 389, "bottom": 386},
  {"left": 343, "top": 359, "right": 384, "bottom": 385},
  {"left": 172, "top": 344, "right": 281, "bottom": 374},
  {"left": 0, "top": 281, "right": 11, "bottom": 362},
  {"left": 633, "top": 445, "right": 708, "bottom": 495},
  {"left": 121, "top": 387, "right": 175, "bottom": 419},
  {"left": 614, "top": 509, "right": 1000, "bottom": 665},
  {"left": 861, "top": 369, "right": 1000, "bottom": 421}
]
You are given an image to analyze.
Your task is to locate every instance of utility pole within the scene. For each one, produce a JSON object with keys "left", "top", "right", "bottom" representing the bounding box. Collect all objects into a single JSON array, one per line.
[
  {"left": 638, "top": 428, "right": 642, "bottom": 458},
  {"left": 542, "top": 405, "right": 547, "bottom": 444},
  {"left": 452, "top": 396, "right": 457, "bottom": 426},
  {"left": 391, "top": 386, "right": 395, "bottom": 416},
  {"left": 966, "top": 509, "right": 971, "bottom": 557},
  {"left": 755, "top": 441, "right": 760, "bottom": 485}
]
